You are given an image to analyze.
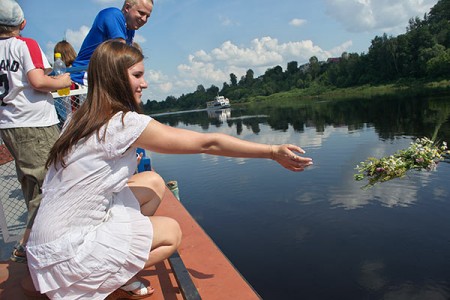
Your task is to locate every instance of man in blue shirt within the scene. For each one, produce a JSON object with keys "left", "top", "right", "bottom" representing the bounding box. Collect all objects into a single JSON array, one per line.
[{"left": 71, "top": 0, "right": 153, "bottom": 85}]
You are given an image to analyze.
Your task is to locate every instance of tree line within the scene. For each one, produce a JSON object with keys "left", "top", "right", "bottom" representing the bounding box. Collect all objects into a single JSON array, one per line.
[{"left": 144, "top": 0, "right": 450, "bottom": 114}]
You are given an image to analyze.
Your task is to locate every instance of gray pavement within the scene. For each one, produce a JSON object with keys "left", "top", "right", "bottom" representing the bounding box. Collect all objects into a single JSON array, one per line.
[{"left": 0, "top": 160, "right": 27, "bottom": 261}]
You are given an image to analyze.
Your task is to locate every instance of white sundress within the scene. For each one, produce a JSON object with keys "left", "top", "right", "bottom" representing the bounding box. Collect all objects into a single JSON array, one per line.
[{"left": 27, "top": 111, "right": 154, "bottom": 299}]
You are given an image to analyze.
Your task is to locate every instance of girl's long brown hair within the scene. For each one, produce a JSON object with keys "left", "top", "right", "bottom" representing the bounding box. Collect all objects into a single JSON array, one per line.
[{"left": 46, "top": 41, "right": 144, "bottom": 168}]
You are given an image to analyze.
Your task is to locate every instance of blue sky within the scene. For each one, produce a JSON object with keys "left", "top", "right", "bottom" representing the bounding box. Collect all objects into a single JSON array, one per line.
[{"left": 18, "top": 0, "right": 439, "bottom": 102}]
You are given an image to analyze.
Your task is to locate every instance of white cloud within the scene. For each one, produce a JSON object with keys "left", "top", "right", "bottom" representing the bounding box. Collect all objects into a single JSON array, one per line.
[
  {"left": 329, "top": 40, "right": 353, "bottom": 57},
  {"left": 193, "top": 50, "right": 212, "bottom": 62},
  {"left": 186, "top": 36, "right": 347, "bottom": 79},
  {"left": 178, "top": 55, "right": 228, "bottom": 82},
  {"left": 158, "top": 82, "right": 173, "bottom": 93},
  {"left": 325, "top": 0, "right": 438, "bottom": 34},
  {"left": 65, "top": 26, "right": 90, "bottom": 51},
  {"left": 147, "top": 36, "right": 353, "bottom": 100},
  {"left": 211, "top": 38, "right": 283, "bottom": 68},
  {"left": 44, "top": 25, "right": 89, "bottom": 63},
  {"left": 146, "top": 69, "right": 168, "bottom": 83},
  {"left": 289, "top": 18, "right": 307, "bottom": 27}
]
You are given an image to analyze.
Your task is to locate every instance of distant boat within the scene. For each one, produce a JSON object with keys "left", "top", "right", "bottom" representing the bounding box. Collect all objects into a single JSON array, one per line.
[{"left": 206, "top": 95, "right": 231, "bottom": 110}]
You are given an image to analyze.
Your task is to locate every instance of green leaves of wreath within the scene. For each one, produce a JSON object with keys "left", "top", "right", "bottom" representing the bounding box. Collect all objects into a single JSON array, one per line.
[{"left": 354, "top": 137, "right": 449, "bottom": 189}]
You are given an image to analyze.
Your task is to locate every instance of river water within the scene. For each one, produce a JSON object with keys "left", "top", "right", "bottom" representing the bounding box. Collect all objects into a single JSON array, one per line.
[{"left": 150, "top": 94, "right": 450, "bottom": 300}]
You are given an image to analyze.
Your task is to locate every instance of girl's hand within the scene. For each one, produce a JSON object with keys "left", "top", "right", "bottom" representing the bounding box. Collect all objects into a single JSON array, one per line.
[
  {"left": 136, "top": 152, "right": 143, "bottom": 166},
  {"left": 271, "top": 144, "right": 313, "bottom": 172}
]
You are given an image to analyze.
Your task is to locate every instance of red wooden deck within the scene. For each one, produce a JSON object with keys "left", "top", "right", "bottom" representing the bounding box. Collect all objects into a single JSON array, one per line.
[
  {"left": 0, "top": 187, "right": 261, "bottom": 299},
  {"left": 0, "top": 144, "right": 14, "bottom": 165}
]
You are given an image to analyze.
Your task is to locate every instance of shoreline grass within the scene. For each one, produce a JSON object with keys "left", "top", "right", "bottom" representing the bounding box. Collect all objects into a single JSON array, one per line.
[{"left": 246, "top": 80, "right": 450, "bottom": 105}]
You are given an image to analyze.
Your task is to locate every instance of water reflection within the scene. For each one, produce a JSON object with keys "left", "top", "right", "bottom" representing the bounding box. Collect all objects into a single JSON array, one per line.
[
  {"left": 152, "top": 95, "right": 450, "bottom": 143},
  {"left": 329, "top": 177, "right": 421, "bottom": 209},
  {"left": 357, "top": 260, "right": 450, "bottom": 299},
  {"left": 207, "top": 108, "right": 231, "bottom": 121},
  {"left": 358, "top": 260, "right": 387, "bottom": 291},
  {"left": 382, "top": 282, "right": 450, "bottom": 300}
]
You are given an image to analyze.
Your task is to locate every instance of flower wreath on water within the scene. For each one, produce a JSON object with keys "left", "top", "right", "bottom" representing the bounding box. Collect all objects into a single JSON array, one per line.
[{"left": 354, "top": 137, "right": 449, "bottom": 188}]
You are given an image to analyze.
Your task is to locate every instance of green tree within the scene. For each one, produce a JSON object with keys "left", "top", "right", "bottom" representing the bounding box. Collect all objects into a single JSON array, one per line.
[
  {"left": 230, "top": 73, "right": 238, "bottom": 86},
  {"left": 428, "top": 0, "right": 450, "bottom": 47},
  {"left": 308, "top": 56, "right": 320, "bottom": 80},
  {"left": 287, "top": 61, "right": 298, "bottom": 74},
  {"left": 197, "top": 84, "right": 205, "bottom": 93},
  {"left": 427, "top": 47, "right": 450, "bottom": 77},
  {"left": 407, "top": 22, "right": 435, "bottom": 76},
  {"left": 428, "top": 0, "right": 450, "bottom": 24},
  {"left": 245, "top": 69, "right": 255, "bottom": 86},
  {"left": 366, "top": 34, "right": 398, "bottom": 81},
  {"left": 206, "top": 84, "right": 219, "bottom": 96}
]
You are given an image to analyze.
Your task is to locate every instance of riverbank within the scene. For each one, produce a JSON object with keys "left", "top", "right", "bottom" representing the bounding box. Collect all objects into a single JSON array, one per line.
[
  {"left": 145, "top": 79, "right": 450, "bottom": 115},
  {"left": 245, "top": 79, "right": 450, "bottom": 105}
]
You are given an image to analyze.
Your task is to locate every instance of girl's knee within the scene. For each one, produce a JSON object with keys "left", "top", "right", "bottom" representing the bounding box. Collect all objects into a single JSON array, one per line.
[
  {"left": 129, "top": 171, "right": 166, "bottom": 202},
  {"left": 140, "top": 171, "right": 165, "bottom": 199},
  {"left": 171, "top": 219, "right": 182, "bottom": 248},
  {"left": 164, "top": 217, "right": 182, "bottom": 248},
  {"left": 152, "top": 216, "right": 182, "bottom": 248}
]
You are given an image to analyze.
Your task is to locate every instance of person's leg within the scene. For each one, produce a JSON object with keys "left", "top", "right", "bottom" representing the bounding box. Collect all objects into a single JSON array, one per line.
[
  {"left": 20, "top": 125, "right": 59, "bottom": 228},
  {"left": 1, "top": 125, "right": 59, "bottom": 261},
  {"left": 145, "top": 216, "right": 182, "bottom": 268},
  {"left": 123, "top": 163, "right": 180, "bottom": 296},
  {"left": 121, "top": 216, "right": 181, "bottom": 296},
  {"left": 1, "top": 129, "right": 28, "bottom": 250},
  {"left": 128, "top": 171, "right": 166, "bottom": 216}
]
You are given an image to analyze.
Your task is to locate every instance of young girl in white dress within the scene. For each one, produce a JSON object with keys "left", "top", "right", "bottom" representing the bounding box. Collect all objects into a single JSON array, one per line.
[{"left": 26, "top": 40, "right": 313, "bottom": 299}]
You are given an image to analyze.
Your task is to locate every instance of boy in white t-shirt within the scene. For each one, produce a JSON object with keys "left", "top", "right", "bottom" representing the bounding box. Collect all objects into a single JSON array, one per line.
[{"left": 0, "top": 0, "right": 72, "bottom": 263}]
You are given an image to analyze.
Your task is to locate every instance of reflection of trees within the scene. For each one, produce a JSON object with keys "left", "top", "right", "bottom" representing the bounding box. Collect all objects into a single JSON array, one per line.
[
  {"left": 225, "top": 114, "right": 263, "bottom": 135},
  {"left": 427, "top": 97, "right": 450, "bottom": 141},
  {"left": 153, "top": 109, "right": 265, "bottom": 135},
  {"left": 257, "top": 95, "right": 450, "bottom": 142},
  {"left": 152, "top": 95, "right": 450, "bottom": 141}
]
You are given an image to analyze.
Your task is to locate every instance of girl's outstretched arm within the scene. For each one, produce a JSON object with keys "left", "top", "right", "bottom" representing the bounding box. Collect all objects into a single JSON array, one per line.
[{"left": 134, "top": 119, "right": 313, "bottom": 172}]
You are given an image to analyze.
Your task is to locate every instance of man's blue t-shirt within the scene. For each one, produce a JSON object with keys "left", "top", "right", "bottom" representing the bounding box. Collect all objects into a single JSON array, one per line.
[{"left": 71, "top": 7, "right": 135, "bottom": 84}]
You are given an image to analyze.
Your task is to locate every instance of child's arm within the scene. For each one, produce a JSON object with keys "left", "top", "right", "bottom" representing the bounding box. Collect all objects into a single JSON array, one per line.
[{"left": 27, "top": 68, "right": 72, "bottom": 93}]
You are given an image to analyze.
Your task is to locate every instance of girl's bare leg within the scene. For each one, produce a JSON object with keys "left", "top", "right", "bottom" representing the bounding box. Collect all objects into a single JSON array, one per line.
[
  {"left": 123, "top": 173, "right": 181, "bottom": 295},
  {"left": 128, "top": 171, "right": 166, "bottom": 216},
  {"left": 127, "top": 171, "right": 181, "bottom": 266},
  {"left": 122, "top": 216, "right": 181, "bottom": 294},
  {"left": 145, "top": 216, "right": 182, "bottom": 267}
]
